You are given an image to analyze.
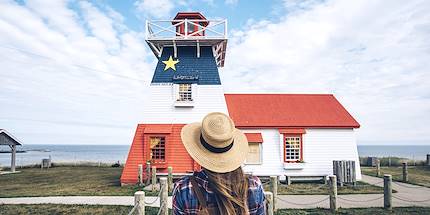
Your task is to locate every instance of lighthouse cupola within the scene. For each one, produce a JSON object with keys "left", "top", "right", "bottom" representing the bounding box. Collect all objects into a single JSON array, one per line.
[
  {"left": 143, "top": 12, "right": 229, "bottom": 123},
  {"left": 146, "top": 12, "right": 227, "bottom": 67},
  {"left": 172, "top": 12, "right": 209, "bottom": 37}
]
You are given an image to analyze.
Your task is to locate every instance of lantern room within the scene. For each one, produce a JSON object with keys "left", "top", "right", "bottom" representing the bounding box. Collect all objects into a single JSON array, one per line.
[
  {"left": 172, "top": 12, "right": 208, "bottom": 37},
  {"left": 146, "top": 12, "right": 228, "bottom": 67}
]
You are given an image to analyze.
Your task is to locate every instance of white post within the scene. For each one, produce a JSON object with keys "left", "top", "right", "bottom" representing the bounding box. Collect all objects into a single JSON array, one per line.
[
  {"left": 184, "top": 19, "right": 188, "bottom": 38},
  {"left": 329, "top": 175, "right": 338, "bottom": 212},
  {"left": 134, "top": 191, "right": 145, "bottom": 215},
  {"left": 264, "top": 191, "right": 274, "bottom": 215},
  {"left": 160, "top": 178, "right": 168, "bottom": 215},
  {"left": 270, "top": 176, "right": 277, "bottom": 212},
  {"left": 224, "top": 19, "right": 228, "bottom": 38},
  {"left": 138, "top": 164, "right": 143, "bottom": 186}
]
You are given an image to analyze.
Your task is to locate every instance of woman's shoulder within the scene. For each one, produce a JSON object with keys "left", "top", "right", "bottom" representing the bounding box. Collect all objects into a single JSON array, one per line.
[{"left": 173, "top": 175, "right": 192, "bottom": 194}]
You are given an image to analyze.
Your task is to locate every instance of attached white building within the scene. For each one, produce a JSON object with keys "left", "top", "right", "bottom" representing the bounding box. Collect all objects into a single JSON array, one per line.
[{"left": 225, "top": 94, "right": 361, "bottom": 180}]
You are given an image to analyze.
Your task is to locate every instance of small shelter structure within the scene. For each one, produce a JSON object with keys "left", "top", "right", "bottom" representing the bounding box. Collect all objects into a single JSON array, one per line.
[{"left": 0, "top": 129, "right": 22, "bottom": 172}]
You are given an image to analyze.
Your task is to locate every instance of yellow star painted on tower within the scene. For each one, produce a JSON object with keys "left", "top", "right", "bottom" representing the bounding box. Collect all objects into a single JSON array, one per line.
[{"left": 162, "top": 56, "right": 179, "bottom": 71}]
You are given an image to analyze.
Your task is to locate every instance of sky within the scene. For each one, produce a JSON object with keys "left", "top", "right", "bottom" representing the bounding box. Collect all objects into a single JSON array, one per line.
[{"left": 0, "top": 0, "right": 429, "bottom": 145}]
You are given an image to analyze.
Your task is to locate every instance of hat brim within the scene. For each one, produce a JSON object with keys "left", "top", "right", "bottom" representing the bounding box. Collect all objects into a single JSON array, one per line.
[{"left": 181, "top": 122, "right": 249, "bottom": 173}]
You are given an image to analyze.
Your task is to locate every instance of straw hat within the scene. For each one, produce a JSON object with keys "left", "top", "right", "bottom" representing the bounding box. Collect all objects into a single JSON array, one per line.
[{"left": 181, "top": 112, "right": 248, "bottom": 173}]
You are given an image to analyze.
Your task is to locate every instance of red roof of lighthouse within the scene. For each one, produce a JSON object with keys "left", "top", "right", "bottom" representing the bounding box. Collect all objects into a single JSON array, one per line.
[
  {"left": 173, "top": 12, "right": 207, "bottom": 20},
  {"left": 225, "top": 94, "right": 360, "bottom": 128}
]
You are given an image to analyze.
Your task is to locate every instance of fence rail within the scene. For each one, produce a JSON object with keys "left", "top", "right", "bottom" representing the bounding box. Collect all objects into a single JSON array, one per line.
[
  {"left": 127, "top": 177, "right": 168, "bottom": 215},
  {"left": 127, "top": 171, "right": 427, "bottom": 214}
]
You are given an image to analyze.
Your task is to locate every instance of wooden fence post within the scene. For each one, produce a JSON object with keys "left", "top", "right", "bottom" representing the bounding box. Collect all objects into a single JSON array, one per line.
[
  {"left": 152, "top": 166, "right": 157, "bottom": 192},
  {"left": 160, "top": 178, "right": 168, "bottom": 215},
  {"left": 145, "top": 161, "right": 151, "bottom": 185},
  {"left": 270, "top": 176, "right": 278, "bottom": 212},
  {"left": 138, "top": 164, "right": 143, "bottom": 186},
  {"left": 402, "top": 162, "right": 408, "bottom": 182},
  {"left": 427, "top": 154, "right": 430, "bottom": 166},
  {"left": 384, "top": 174, "right": 392, "bottom": 210},
  {"left": 134, "top": 191, "right": 145, "bottom": 215},
  {"left": 329, "top": 175, "right": 337, "bottom": 212},
  {"left": 168, "top": 166, "right": 173, "bottom": 192},
  {"left": 264, "top": 192, "right": 274, "bottom": 215},
  {"left": 376, "top": 159, "right": 381, "bottom": 177}
]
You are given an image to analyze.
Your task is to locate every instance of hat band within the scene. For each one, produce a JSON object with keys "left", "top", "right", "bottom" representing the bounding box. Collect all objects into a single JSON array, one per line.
[{"left": 200, "top": 134, "right": 234, "bottom": 153}]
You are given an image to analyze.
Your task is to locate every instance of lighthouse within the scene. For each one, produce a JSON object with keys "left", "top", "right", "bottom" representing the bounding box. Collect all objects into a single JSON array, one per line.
[
  {"left": 142, "top": 12, "right": 229, "bottom": 123},
  {"left": 121, "top": 12, "right": 362, "bottom": 185},
  {"left": 121, "top": 12, "right": 229, "bottom": 184}
]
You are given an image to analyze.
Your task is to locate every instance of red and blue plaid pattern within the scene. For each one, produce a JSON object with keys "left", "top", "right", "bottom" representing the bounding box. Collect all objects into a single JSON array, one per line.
[{"left": 172, "top": 170, "right": 266, "bottom": 215}]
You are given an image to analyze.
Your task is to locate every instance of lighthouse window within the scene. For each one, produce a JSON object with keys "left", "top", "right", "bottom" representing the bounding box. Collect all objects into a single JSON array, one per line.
[
  {"left": 187, "top": 22, "right": 194, "bottom": 33},
  {"left": 284, "top": 136, "right": 302, "bottom": 162},
  {"left": 150, "top": 136, "right": 165, "bottom": 161},
  {"left": 178, "top": 84, "right": 193, "bottom": 101}
]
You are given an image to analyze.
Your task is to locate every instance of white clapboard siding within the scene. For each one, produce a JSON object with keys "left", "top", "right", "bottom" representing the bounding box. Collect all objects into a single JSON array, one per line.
[
  {"left": 242, "top": 128, "right": 362, "bottom": 180},
  {"left": 142, "top": 84, "right": 228, "bottom": 123},
  {"left": 242, "top": 129, "right": 284, "bottom": 176}
]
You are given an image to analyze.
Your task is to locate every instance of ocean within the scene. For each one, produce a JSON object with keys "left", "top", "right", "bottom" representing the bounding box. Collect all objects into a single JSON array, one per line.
[{"left": 0, "top": 144, "right": 429, "bottom": 167}]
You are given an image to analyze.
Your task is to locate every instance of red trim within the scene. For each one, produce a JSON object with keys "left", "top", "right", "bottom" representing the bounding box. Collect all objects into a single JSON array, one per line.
[
  {"left": 282, "top": 133, "right": 303, "bottom": 163},
  {"left": 145, "top": 134, "right": 168, "bottom": 167},
  {"left": 237, "top": 126, "right": 359, "bottom": 129},
  {"left": 144, "top": 126, "right": 172, "bottom": 134},
  {"left": 244, "top": 133, "right": 263, "bottom": 143},
  {"left": 278, "top": 128, "right": 306, "bottom": 134}
]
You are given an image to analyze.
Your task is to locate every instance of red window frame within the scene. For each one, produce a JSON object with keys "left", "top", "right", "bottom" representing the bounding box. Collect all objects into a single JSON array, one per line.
[
  {"left": 146, "top": 134, "right": 168, "bottom": 165},
  {"left": 282, "top": 133, "right": 303, "bottom": 163}
]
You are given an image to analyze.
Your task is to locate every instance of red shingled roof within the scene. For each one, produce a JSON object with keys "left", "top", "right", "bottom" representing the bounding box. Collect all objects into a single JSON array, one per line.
[
  {"left": 225, "top": 94, "right": 360, "bottom": 128},
  {"left": 244, "top": 133, "right": 263, "bottom": 143}
]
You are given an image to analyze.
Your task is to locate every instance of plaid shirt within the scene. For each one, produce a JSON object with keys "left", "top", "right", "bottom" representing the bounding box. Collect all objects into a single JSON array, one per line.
[{"left": 172, "top": 170, "right": 266, "bottom": 215}]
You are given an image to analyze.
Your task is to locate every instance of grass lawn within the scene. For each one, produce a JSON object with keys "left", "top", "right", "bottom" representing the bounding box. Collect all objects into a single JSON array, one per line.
[
  {"left": 0, "top": 166, "right": 157, "bottom": 197},
  {"left": 275, "top": 207, "right": 430, "bottom": 215},
  {"left": 263, "top": 181, "right": 385, "bottom": 195},
  {"left": 361, "top": 166, "right": 430, "bottom": 188},
  {"left": 1, "top": 205, "right": 429, "bottom": 215},
  {"left": 0, "top": 204, "right": 168, "bottom": 215}
]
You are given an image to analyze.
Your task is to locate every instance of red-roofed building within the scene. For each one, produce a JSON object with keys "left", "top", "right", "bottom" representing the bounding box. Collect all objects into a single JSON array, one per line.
[{"left": 121, "top": 12, "right": 361, "bottom": 184}]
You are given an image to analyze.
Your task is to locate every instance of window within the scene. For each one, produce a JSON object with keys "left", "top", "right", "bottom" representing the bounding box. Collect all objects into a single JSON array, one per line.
[
  {"left": 178, "top": 84, "right": 193, "bottom": 101},
  {"left": 284, "top": 135, "right": 302, "bottom": 162},
  {"left": 150, "top": 136, "right": 165, "bottom": 161},
  {"left": 187, "top": 22, "right": 194, "bottom": 33},
  {"left": 245, "top": 142, "right": 262, "bottom": 164}
]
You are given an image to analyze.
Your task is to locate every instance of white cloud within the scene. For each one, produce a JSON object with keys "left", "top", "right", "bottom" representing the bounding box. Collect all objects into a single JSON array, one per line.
[
  {"left": 225, "top": 0, "right": 239, "bottom": 6},
  {"left": 222, "top": 0, "right": 430, "bottom": 144},
  {"left": 1, "top": 0, "right": 429, "bottom": 146},
  {"left": 0, "top": 0, "right": 154, "bottom": 145},
  {"left": 134, "top": 0, "right": 174, "bottom": 18}
]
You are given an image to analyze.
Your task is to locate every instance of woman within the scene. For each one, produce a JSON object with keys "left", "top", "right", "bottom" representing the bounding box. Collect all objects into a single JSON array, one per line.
[{"left": 173, "top": 112, "right": 266, "bottom": 215}]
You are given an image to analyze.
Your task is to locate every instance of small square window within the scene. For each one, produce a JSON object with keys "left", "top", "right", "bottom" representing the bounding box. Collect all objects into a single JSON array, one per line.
[
  {"left": 150, "top": 136, "right": 166, "bottom": 161},
  {"left": 284, "top": 135, "right": 302, "bottom": 162},
  {"left": 178, "top": 84, "right": 193, "bottom": 102}
]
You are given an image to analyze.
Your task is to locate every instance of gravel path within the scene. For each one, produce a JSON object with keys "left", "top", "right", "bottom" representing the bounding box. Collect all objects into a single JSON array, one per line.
[
  {"left": 0, "top": 196, "right": 173, "bottom": 209},
  {"left": 1, "top": 175, "right": 430, "bottom": 209},
  {"left": 276, "top": 175, "right": 430, "bottom": 209}
]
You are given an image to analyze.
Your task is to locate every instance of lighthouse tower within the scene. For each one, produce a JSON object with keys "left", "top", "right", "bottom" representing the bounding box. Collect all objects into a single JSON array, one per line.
[
  {"left": 121, "top": 12, "right": 229, "bottom": 184},
  {"left": 142, "top": 12, "right": 229, "bottom": 123}
]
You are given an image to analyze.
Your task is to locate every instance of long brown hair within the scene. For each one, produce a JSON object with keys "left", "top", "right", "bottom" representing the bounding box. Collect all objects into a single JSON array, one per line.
[{"left": 204, "top": 167, "right": 249, "bottom": 215}]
